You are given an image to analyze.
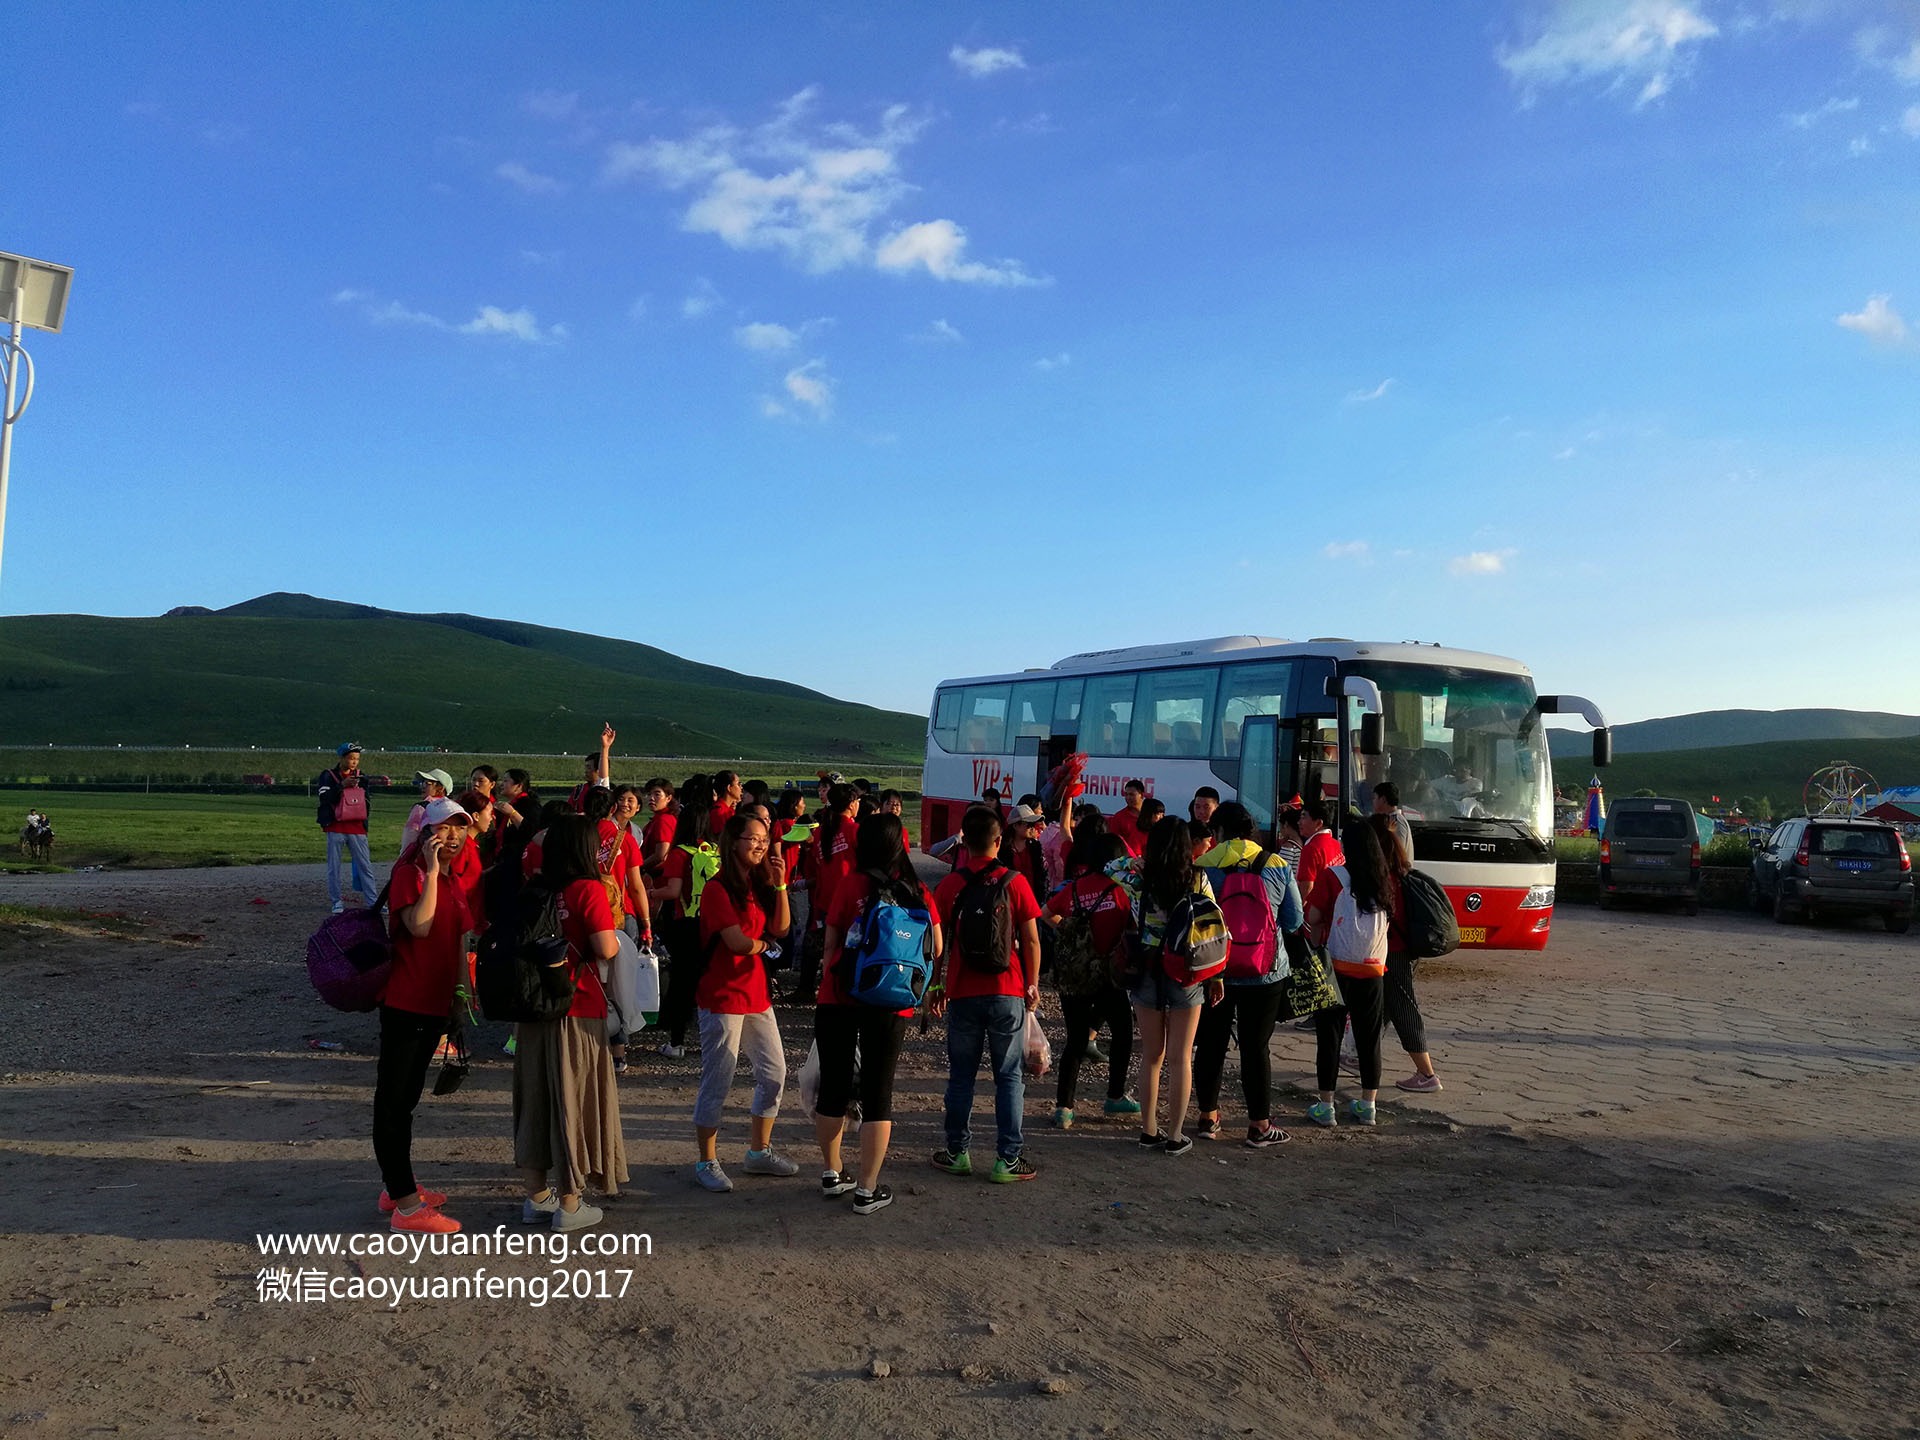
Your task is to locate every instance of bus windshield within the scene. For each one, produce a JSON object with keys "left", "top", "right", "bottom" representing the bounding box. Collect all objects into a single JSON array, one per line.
[{"left": 1347, "top": 661, "right": 1550, "bottom": 834}]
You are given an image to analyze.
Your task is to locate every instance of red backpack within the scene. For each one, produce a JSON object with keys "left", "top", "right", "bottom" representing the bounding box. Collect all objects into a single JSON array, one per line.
[{"left": 1213, "top": 850, "right": 1279, "bottom": 980}]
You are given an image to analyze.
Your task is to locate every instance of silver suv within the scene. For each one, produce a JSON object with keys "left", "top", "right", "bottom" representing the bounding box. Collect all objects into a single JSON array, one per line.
[{"left": 1748, "top": 817, "right": 1913, "bottom": 933}]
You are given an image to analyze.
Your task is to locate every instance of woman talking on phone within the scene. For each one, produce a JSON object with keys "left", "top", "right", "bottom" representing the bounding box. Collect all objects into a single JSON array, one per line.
[{"left": 374, "top": 796, "right": 476, "bottom": 1234}]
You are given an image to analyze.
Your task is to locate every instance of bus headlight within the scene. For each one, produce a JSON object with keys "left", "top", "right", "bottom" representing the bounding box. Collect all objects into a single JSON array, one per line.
[{"left": 1519, "top": 885, "right": 1555, "bottom": 909}]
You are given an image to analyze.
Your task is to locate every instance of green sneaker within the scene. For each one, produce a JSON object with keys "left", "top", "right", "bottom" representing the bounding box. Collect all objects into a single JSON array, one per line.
[
  {"left": 931, "top": 1149, "right": 972, "bottom": 1176},
  {"left": 991, "top": 1156, "right": 1039, "bottom": 1183},
  {"left": 1051, "top": 1107, "right": 1073, "bottom": 1129},
  {"left": 1103, "top": 1095, "right": 1143, "bottom": 1116}
]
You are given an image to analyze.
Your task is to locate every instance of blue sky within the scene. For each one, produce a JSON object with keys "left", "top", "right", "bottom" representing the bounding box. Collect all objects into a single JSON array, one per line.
[{"left": 4, "top": 1, "right": 1917, "bottom": 726}]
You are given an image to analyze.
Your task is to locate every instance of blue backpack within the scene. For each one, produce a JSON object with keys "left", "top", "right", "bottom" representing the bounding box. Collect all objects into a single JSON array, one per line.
[{"left": 843, "top": 871, "right": 935, "bottom": 1010}]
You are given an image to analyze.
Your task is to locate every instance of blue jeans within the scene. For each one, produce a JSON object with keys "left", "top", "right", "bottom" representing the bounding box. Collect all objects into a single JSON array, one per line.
[
  {"left": 326, "top": 831, "right": 375, "bottom": 906},
  {"left": 943, "top": 994, "right": 1026, "bottom": 1162}
]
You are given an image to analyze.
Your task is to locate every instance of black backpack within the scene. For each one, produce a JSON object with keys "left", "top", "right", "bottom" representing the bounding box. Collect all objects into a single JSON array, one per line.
[
  {"left": 476, "top": 884, "right": 578, "bottom": 1023},
  {"left": 952, "top": 867, "right": 1016, "bottom": 974},
  {"left": 1399, "top": 870, "right": 1460, "bottom": 960}
]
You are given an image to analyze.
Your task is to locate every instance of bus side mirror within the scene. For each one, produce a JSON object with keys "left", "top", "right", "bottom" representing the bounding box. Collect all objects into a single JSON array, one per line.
[
  {"left": 1358, "top": 712, "right": 1384, "bottom": 757},
  {"left": 1593, "top": 728, "right": 1612, "bottom": 768}
]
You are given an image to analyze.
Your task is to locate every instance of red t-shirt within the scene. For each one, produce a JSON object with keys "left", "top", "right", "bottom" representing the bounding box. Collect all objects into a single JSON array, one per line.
[
  {"left": 643, "top": 810, "right": 677, "bottom": 860},
  {"left": 820, "top": 872, "right": 938, "bottom": 1012},
  {"left": 556, "top": 876, "right": 614, "bottom": 1019},
  {"left": 1044, "top": 872, "right": 1131, "bottom": 957},
  {"left": 933, "top": 857, "right": 1041, "bottom": 1001},
  {"left": 696, "top": 881, "right": 774, "bottom": 1014},
  {"left": 384, "top": 860, "right": 473, "bottom": 1018},
  {"left": 811, "top": 818, "right": 858, "bottom": 925},
  {"left": 1295, "top": 830, "right": 1344, "bottom": 903},
  {"left": 1108, "top": 806, "right": 1146, "bottom": 857}
]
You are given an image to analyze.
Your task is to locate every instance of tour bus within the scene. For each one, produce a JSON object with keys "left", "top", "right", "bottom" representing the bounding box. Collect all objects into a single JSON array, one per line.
[{"left": 921, "top": 636, "right": 1610, "bottom": 951}]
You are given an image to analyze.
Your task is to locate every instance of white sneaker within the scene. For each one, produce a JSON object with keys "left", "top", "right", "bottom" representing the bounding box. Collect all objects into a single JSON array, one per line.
[
  {"left": 553, "top": 1201, "right": 603, "bottom": 1231},
  {"left": 742, "top": 1148, "right": 799, "bottom": 1177},
  {"left": 693, "top": 1160, "right": 733, "bottom": 1193}
]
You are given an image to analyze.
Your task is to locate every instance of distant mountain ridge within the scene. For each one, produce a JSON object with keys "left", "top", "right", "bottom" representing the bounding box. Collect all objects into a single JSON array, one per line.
[
  {"left": 1548, "top": 708, "right": 1920, "bottom": 758},
  {"left": 0, "top": 593, "right": 921, "bottom": 760}
]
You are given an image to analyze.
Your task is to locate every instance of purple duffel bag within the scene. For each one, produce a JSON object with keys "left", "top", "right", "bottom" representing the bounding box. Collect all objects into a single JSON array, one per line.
[{"left": 306, "top": 884, "right": 394, "bottom": 1012}]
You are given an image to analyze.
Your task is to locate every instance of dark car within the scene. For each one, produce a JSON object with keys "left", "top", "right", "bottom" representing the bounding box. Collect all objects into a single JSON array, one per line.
[
  {"left": 1599, "top": 797, "right": 1700, "bottom": 913},
  {"left": 1748, "top": 817, "right": 1913, "bottom": 933}
]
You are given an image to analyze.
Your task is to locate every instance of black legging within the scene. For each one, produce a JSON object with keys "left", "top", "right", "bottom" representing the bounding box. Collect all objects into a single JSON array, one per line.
[
  {"left": 1383, "top": 951, "right": 1427, "bottom": 1055},
  {"left": 1055, "top": 987, "right": 1134, "bottom": 1109},
  {"left": 372, "top": 1005, "right": 448, "bottom": 1201},
  {"left": 813, "top": 1004, "right": 908, "bottom": 1122},
  {"left": 1193, "top": 981, "right": 1288, "bottom": 1124},
  {"left": 1315, "top": 972, "right": 1385, "bottom": 1092},
  {"left": 660, "top": 915, "right": 702, "bottom": 1046}
]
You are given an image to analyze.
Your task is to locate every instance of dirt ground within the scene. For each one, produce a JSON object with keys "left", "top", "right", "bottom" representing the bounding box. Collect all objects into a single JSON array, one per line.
[{"left": 2, "top": 865, "right": 1917, "bottom": 1439}]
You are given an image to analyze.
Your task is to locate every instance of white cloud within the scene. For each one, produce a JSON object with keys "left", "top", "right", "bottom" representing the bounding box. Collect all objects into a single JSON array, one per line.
[
  {"left": 332, "top": 289, "right": 564, "bottom": 344},
  {"left": 1322, "top": 540, "right": 1371, "bottom": 560},
  {"left": 1836, "top": 293, "right": 1910, "bottom": 346},
  {"left": 783, "top": 359, "right": 833, "bottom": 416},
  {"left": 496, "top": 160, "right": 566, "bottom": 195},
  {"left": 1449, "top": 550, "right": 1517, "bottom": 577},
  {"left": 874, "top": 219, "right": 1041, "bottom": 286},
  {"left": 1903, "top": 105, "right": 1920, "bottom": 137},
  {"left": 735, "top": 321, "right": 799, "bottom": 353},
  {"left": 523, "top": 90, "right": 581, "bottom": 121},
  {"left": 950, "top": 44, "right": 1027, "bottom": 77},
  {"left": 1033, "top": 352, "right": 1071, "bottom": 371},
  {"left": 1498, "top": 1, "right": 1718, "bottom": 108},
  {"left": 681, "top": 278, "right": 721, "bottom": 319},
  {"left": 1786, "top": 96, "right": 1859, "bottom": 128},
  {"left": 1345, "top": 377, "right": 1394, "bottom": 403},
  {"left": 605, "top": 87, "right": 1042, "bottom": 285},
  {"left": 458, "top": 306, "right": 568, "bottom": 344}
]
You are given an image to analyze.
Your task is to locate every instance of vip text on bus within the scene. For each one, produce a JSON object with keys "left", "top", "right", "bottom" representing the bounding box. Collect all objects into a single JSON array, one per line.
[{"left": 921, "top": 636, "right": 1610, "bottom": 951}]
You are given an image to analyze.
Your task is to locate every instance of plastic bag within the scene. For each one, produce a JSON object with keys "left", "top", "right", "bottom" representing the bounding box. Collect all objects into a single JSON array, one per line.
[
  {"left": 603, "top": 932, "right": 662, "bottom": 1038},
  {"left": 1023, "top": 1009, "right": 1052, "bottom": 1078}
]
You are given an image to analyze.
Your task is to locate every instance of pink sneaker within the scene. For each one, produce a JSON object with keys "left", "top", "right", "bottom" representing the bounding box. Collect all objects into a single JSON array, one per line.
[{"left": 1396, "top": 1072, "right": 1442, "bottom": 1093}]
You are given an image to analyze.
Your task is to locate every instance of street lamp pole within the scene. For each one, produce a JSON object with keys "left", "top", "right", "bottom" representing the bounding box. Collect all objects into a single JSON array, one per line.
[{"left": 0, "top": 252, "right": 75, "bottom": 595}]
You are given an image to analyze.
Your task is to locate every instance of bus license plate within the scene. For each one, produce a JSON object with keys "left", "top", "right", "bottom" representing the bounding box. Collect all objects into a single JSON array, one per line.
[{"left": 1457, "top": 926, "right": 1488, "bottom": 945}]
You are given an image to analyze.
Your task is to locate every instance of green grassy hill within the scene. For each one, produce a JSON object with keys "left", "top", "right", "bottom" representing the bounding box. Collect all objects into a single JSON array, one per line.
[
  {"left": 1571, "top": 734, "right": 1920, "bottom": 816},
  {"left": 0, "top": 594, "right": 923, "bottom": 762}
]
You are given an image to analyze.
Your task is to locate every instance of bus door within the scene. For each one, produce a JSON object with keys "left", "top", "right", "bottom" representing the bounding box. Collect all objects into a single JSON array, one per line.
[{"left": 1238, "top": 715, "right": 1280, "bottom": 837}]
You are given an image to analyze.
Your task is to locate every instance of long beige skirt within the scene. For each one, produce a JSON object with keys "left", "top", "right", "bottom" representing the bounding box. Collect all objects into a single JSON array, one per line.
[{"left": 512, "top": 1015, "right": 629, "bottom": 1197}]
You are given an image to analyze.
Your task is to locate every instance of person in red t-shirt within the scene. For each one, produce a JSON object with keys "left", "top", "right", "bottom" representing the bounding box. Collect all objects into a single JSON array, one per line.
[
  {"left": 691, "top": 812, "right": 797, "bottom": 1193},
  {"left": 375, "top": 795, "right": 476, "bottom": 1235},
  {"left": 812, "top": 813, "right": 943, "bottom": 1215},
  {"left": 640, "top": 778, "right": 678, "bottom": 876},
  {"left": 708, "top": 769, "right": 742, "bottom": 839},
  {"left": 1041, "top": 832, "right": 1140, "bottom": 1127},
  {"left": 800, "top": 783, "right": 860, "bottom": 996},
  {"left": 513, "top": 815, "right": 627, "bottom": 1231},
  {"left": 928, "top": 807, "right": 1044, "bottom": 1183},
  {"left": 1303, "top": 819, "right": 1391, "bottom": 1130},
  {"left": 1106, "top": 779, "right": 1149, "bottom": 855}
]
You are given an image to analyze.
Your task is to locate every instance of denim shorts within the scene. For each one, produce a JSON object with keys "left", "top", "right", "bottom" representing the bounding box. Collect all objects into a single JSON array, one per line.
[{"left": 1128, "top": 967, "right": 1205, "bottom": 1011}]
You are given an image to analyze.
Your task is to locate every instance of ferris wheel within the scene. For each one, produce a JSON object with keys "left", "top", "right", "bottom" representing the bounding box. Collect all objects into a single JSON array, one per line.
[{"left": 1804, "top": 762, "right": 1876, "bottom": 818}]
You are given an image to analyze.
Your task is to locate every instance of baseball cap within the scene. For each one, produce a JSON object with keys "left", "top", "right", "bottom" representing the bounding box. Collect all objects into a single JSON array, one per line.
[
  {"left": 415, "top": 768, "right": 456, "bottom": 792},
  {"left": 419, "top": 797, "right": 472, "bottom": 828},
  {"left": 337, "top": 742, "right": 364, "bottom": 756}
]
